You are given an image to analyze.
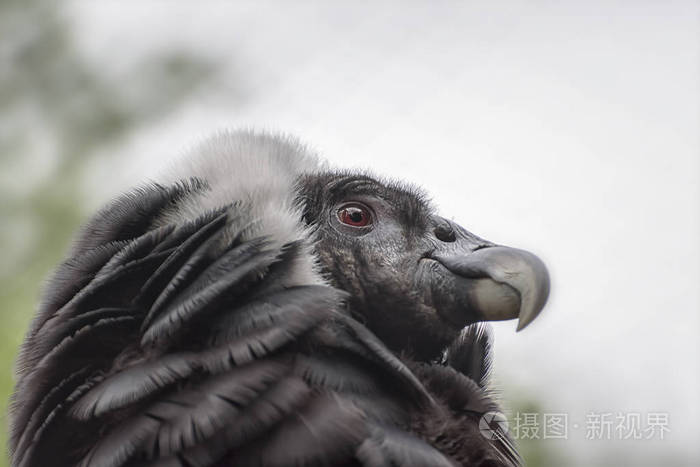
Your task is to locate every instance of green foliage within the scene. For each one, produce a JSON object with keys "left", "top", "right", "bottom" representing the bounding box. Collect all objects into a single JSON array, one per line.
[{"left": 0, "top": 2, "right": 218, "bottom": 465}]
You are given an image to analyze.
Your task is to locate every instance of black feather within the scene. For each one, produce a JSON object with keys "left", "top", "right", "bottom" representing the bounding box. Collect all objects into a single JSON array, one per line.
[
  {"left": 77, "top": 360, "right": 290, "bottom": 467},
  {"left": 94, "top": 224, "right": 176, "bottom": 280},
  {"left": 126, "top": 376, "right": 313, "bottom": 467},
  {"left": 140, "top": 212, "right": 233, "bottom": 331},
  {"left": 71, "top": 286, "right": 334, "bottom": 421},
  {"left": 16, "top": 372, "right": 105, "bottom": 467},
  {"left": 133, "top": 211, "right": 229, "bottom": 309},
  {"left": 69, "top": 352, "right": 200, "bottom": 421},
  {"left": 17, "top": 181, "right": 199, "bottom": 366},
  {"left": 356, "top": 425, "right": 456, "bottom": 467},
  {"left": 446, "top": 323, "right": 494, "bottom": 388},
  {"left": 141, "top": 238, "right": 277, "bottom": 346},
  {"left": 13, "top": 367, "right": 93, "bottom": 465},
  {"left": 292, "top": 353, "right": 382, "bottom": 395},
  {"left": 320, "top": 312, "right": 433, "bottom": 406},
  {"left": 12, "top": 311, "right": 139, "bottom": 453},
  {"left": 234, "top": 392, "right": 368, "bottom": 467}
]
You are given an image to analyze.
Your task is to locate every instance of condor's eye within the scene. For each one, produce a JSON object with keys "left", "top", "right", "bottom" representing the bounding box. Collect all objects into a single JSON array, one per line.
[{"left": 337, "top": 203, "right": 372, "bottom": 227}]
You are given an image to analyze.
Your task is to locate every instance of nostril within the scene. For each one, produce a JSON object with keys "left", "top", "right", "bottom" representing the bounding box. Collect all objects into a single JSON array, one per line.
[{"left": 434, "top": 224, "right": 456, "bottom": 243}]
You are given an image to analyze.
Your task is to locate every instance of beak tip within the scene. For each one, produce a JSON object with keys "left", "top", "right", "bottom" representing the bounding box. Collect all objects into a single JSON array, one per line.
[
  {"left": 515, "top": 317, "right": 528, "bottom": 332},
  {"left": 515, "top": 300, "right": 545, "bottom": 332}
]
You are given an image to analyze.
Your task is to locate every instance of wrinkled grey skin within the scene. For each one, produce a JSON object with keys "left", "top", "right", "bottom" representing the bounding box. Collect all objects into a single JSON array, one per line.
[{"left": 299, "top": 172, "right": 550, "bottom": 361}]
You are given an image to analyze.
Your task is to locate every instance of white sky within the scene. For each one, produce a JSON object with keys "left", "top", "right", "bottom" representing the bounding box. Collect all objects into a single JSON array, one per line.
[{"left": 68, "top": 1, "right": 699, "bottom": 465}]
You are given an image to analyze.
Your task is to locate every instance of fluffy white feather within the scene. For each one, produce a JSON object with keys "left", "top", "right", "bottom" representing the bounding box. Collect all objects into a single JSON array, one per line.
[{"left": 154, "top": 129, "right": 327, "bottom": 286}]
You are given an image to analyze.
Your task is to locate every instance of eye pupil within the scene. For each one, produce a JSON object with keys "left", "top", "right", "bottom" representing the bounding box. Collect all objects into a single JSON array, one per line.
[{"left": 338, "top": 205, "right": 371, "bottom": 227}]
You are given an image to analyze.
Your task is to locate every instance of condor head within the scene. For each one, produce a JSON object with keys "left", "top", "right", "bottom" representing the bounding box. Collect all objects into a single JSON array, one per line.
[{"left": 299, "top": 172, "right": 550, "bottom": 361}]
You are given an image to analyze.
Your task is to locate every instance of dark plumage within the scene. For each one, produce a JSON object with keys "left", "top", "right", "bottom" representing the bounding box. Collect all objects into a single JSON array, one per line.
[{"left": 9, "top": 131, "right": 549, "bottom": 467}]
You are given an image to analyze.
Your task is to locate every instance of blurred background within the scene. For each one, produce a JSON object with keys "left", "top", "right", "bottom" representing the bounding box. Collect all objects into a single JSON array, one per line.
[{"left": 1, "top": 1, "right": 698, "bottom": 466}]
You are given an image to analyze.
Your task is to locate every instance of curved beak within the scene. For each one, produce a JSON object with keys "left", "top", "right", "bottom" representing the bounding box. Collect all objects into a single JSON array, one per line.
[{"left": 433, "top": 246, "right": 550, "bottom": 331}]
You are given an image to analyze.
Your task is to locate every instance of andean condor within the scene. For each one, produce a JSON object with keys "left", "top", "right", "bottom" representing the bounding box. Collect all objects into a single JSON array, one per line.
[{"left": 9, "top": 131, "right": 550, "bottom": 467}]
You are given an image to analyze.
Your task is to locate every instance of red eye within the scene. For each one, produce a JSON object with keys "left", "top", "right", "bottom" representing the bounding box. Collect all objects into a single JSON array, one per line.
[{"left": 337, "top": 204, "right": 372, "bottom": 227}]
